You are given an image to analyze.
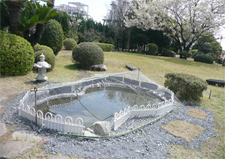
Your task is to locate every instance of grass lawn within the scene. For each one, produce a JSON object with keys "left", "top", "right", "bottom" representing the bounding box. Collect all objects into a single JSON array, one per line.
[{"left": 0, "top": 50, "right": 224, "bottom": 158}]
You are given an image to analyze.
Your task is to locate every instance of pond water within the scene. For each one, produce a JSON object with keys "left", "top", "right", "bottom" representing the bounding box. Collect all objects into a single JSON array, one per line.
[{"left": 35, "top": 86, "right": 162, "bottom": 127}]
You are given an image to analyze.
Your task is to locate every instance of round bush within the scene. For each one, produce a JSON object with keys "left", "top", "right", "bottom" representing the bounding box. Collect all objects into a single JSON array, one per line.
[
  {"left": 0, "top": 30, "right": 34, "bottom": 76},
  {"left": 63, "top": 38, "right": 77, "bottom": 50},
  {"left": 39, "top": 19, "right": 63, "bottom": 55},
  {"left": 165, "top": 73, "right": 207, "bottom": 104},
  {"left": 72, "top": 42, "right": 104, "bottom": 69},
  {"left": 161, "top": 48, "right": 176, "bottom": 57},
  {"left": 33, "top": 43, "right": 54, "bottom": 54},
  {"left": 191, "top": 51, "right": 204, "bottom": 59},
  {"left": 215, "top": 58, "right": 223, "bottom": 64},
  {"left": 147, "top": 43, "right": 158, "bottom": 55},
  {"left": 179, "top": 51, "right": 188, "bottom": 59},
  {"left": 194, "top": 54, "right": 213, "bottom": 64},
  {"left": 34, "top": 50, "right": 55, "bottom": 71}
]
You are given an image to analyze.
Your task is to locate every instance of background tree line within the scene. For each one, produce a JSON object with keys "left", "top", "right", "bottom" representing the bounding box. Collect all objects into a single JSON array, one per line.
[{"left": 1, "top": 0, "right": 224, "bottom": 62}]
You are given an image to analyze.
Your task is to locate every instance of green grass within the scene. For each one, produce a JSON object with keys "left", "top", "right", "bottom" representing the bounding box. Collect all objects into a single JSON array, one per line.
[
  {"left": 104, "top": 52, "right": 225, "bottom": 85},
  {"left": 104, "top": 51, "right": 225, "bottom": 158},
  {"left": 47, "top": 50, "right": 80, "bottom": 82},
  {"left": 1, "top": 50, "right": 224, "bottom": 158}
]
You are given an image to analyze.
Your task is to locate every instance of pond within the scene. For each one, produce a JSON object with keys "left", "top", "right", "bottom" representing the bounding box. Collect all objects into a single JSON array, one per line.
[{"left": 35, "top": 86, "right": 162, "bottom": 127}]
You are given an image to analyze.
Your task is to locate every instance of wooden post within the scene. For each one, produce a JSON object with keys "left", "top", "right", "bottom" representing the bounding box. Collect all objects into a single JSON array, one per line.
[
  {"left": 209, "top": 90, "right": 212, "bottom": 99},
  {"left": 34, "top": 87, "right": 38, "bottom": 125}
]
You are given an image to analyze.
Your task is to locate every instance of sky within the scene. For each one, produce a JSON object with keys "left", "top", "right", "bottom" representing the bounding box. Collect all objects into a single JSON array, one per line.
[
  {"left": 54, "top": 0, "right": 112, "bottom": 23},
  {"left": 53, "top": 0, "right": 225, "bottom": 50},
  {"left": 216, "top": 28, "right": 225, "bottom": 51}
]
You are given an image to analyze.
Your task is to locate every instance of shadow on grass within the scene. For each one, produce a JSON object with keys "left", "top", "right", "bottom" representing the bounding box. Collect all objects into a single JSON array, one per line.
[
  {"left": 64, "top": 64, "right": 92, "bottom": 72},
  {"left": 136, "top": 54, "right": 201, "bottom": 67},
  {"left": 64, "top": 64, "right": 79, "bottom": 71},
  {"left": 114, "top": 52, "right": 220, "bottom": 68}
]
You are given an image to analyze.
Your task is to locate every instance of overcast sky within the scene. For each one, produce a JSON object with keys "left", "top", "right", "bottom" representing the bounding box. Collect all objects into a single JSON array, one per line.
[{"left": 53, "top": 0, "right": 225, "bottom": 50}]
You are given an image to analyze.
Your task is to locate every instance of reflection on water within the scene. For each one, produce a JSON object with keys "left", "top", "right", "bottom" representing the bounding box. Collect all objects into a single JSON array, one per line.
[{"left": 35, "top": 86, "right": 161, "bottom": 127}]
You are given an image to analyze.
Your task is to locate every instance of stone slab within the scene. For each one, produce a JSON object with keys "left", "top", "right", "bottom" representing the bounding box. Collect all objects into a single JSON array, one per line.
[
  {"left": 0, "top": 122, "right": 7, "bottom": 137},
  {"left": 125, "top": 65, "right": 137, "bottom": 71},
  {"left": 93, "top": 121, "right": 111, "bottom": 136},
  {"left": 206, "top": 79, "right": 225, "bottom": 87},
  {"left": 0, "top": 141, "right": 35, "bottom": 158},
  {"left": 12, "top": 131, "right": 43, "bottom": 143},
  {"left": 91, "top": 64, "right": 107, "bottom": 71}
]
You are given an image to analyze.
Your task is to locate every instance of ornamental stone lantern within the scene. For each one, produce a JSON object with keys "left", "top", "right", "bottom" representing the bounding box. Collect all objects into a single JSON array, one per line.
[{"left": 34, "top": 53, "right": 51, "bottom": 81}]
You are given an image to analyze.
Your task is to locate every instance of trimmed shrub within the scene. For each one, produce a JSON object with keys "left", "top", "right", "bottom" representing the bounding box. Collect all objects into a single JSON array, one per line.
[
  {"left": 179, "top": 51, "right": 188, "bottom": 59},
  {"left": 161, "top": 48, "right": 176, "bottom": 57},
  {"left": 39, "top": 19, "right": 63, "bottom": 55},
  {"left": 0, "top": 30, "right": 34, "bottom": 76},
  {"left": 215, "top": 58, "right": 223, "bottom": 64},
  {"left": 165, "top": 73, "right": 207, "bottom": 104},
  {"left": 63, "top": 38, "right": 77, "bottom": 50},
  {"left": 33, "top": 43, "right": 54, "bottom": 54},
  {"left": 146, "top": 43, "right": 158, "bottom": 55},
  {"left": 194, "top": 54, "right": 213, "bottom": 64},
  {"left": 92, "top": 42, "right": 115, "bottom": 52},
  {"left": 191, "top": 51, "right": 204, "bottom": 59},
  {"left": 34, "top": 50, "right": 55, "bottom": 71},
  {"left": 72, "top": 42, "right": 104, "bottom": 69},
  {"left": 189, "top": 49, "right": 198, "bottom": 55}
]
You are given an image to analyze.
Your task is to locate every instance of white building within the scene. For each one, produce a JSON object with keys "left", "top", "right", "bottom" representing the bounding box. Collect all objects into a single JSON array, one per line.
[{"left": 54, "top": 2, "right": 89, "bottom": 19}]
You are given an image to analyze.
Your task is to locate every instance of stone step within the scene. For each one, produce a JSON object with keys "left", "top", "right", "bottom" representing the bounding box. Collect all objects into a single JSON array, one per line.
[
  {"left": 0, "top": 122, "right": 7, "bottom": 137},
  {"left": 0, "top": 141, "right": 35, "bottom": 158}
]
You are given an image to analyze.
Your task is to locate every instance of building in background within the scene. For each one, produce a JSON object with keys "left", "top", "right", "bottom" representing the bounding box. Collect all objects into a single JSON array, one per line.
[
  {"left": 55, "top": 2, "right": 89, "bottom": 19},
  {"left": 103, "top": 0, "right": 130, "bottom": 25}
]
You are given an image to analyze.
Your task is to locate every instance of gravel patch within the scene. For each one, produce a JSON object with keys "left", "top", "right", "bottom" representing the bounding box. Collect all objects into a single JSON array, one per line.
[{"left": 1, "top": 91, "right": 217, "bottom": 159}]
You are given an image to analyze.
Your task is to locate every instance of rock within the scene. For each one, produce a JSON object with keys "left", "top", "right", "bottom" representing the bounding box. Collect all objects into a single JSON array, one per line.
[
  {"left": 91, "top": 64, "right": 107, "bottom": 71},
  {"left": 126, "top": 65, "right": 137, "bottom": 71},
  {"left": 12, "top": 131, "right": 43, "bottom": 143},
  {"left": 0, "top": 141, "right": 35, "bottom": 158},
  {"left": 93, "top": 121, "right": 111, "bottom": 136},
  {"left": 0, "top": 122, "right": 7, "bottom": 137}
]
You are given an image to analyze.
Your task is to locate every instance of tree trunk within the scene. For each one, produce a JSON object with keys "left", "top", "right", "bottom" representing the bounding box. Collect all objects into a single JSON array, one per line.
[
  {"left": 5, "top": 1, "right": 24, "bottom": 34},
  {"left": 126, "top": 28, "right": 131, "bottom": 52},
  {"left": 28, "top": 23, "right": 46, "bottom": 46}
]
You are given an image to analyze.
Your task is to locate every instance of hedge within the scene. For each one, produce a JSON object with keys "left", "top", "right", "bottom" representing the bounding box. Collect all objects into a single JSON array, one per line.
[
  {"left": 161, "top": 48, "right": 176, "bottom": 57},
  {"left": 194, "top": 54, "right": 213, "bottom": 64},
  {"left": 92, "top": 42, "right": 115, "bottom": 52},
  {"left": 63, "top": 38, "right": 77, "bottom": 50},
  {"left": 146, "top": 43, "right": 158, "bottom": 55},
  {"left": 0, "top": 30, "right": 34, "bottom": 76},
  {"left": 165, "top": 73, "right": 207, "bottom": 104},
  {"left": 39, "top": 19, "right": 64, "bottom": 55},
  {"left": 33, "top": 43, "right": 54, "bottom": 54},
  {"left": 72, "top": 42, "right": 104, "bottom": 69},
  {"left": 179, "top": 51, "right": 188, "bottom": 59},
  {"left": 34, "top": 50, "right": 55, "bottom": 71},
  {"left": 191, "top": 51, "right": 204, "bottom": 59}
]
